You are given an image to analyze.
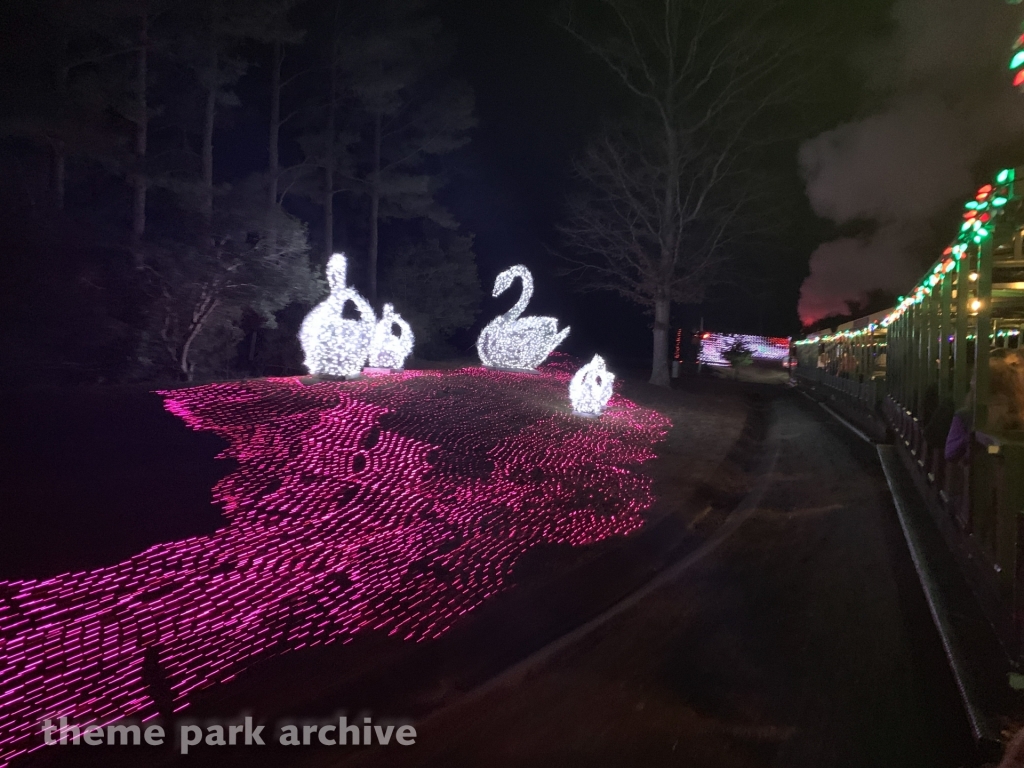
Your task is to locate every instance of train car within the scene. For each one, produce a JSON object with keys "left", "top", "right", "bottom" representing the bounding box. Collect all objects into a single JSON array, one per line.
[{"left": 795, "top": 166, "right": 1024, "bottom": 660}]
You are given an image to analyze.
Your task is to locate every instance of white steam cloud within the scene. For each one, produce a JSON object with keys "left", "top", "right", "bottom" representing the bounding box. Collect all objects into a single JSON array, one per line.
[{"left": 798, "top": 0, "right": 1024, "bottom": 325}]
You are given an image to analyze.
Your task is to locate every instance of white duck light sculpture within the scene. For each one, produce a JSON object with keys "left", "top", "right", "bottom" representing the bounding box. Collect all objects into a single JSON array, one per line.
[
  {"left": 366, "top": 303, "right": 414, "bottom": 370},
  {"left": 299, "top": 253, "right": 376, "bottom": 377},
  {"left": 570, "top": 355, "right": 615, "bottom": 416},
  {"left": 477, "top": 265, "right": 570, "bottom": 371}
]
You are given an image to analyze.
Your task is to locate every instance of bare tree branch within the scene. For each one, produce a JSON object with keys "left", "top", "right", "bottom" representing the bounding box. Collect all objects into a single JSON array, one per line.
[{"left": 555, "top": 0, "right": 800, "bottom": 385}]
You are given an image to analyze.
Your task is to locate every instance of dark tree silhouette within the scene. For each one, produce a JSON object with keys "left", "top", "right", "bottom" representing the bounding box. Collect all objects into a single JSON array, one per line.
[{"left": 557, "top": 0, "right": 798, "bottom": 386}]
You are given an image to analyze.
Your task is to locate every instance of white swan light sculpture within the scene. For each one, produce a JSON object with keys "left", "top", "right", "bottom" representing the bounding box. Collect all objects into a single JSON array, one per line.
[
  {"left": 367, "top": 303, "right": 414, "bottom": 370},
  {"left": 477, "top": 265, "right": 570, "bottom": 370},
  {"left": 299, "top": 253, "right": 376, "bottom": 377},
  {"left": 570, "top": 354, "right": 615, "bottom": 416}
]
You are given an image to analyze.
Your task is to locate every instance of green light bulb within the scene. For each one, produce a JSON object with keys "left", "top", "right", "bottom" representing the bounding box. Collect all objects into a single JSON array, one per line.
[
  {"left": 993, "top": 196, "right": 1008, "bottom": 206},
  {"left": 1011, "top": 50, "right": 1024, "bottom": 69},
  {"left": 997, "top": 169, "right": 1011, "bottom": 184}
]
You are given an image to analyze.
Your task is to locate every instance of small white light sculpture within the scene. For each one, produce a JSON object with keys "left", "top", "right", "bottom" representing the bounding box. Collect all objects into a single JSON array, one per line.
[
  {"left": 570, "top": 354, "right": 615, "bottom": 416},
  {"left": 477, "top": 265, "right": 570, "bottom": 370},
  {"left": 367, "top": 303, "right": 414, "bottom": 370},
  {"left": 299, "top": 253, "right": 376, "bottom": 377}
]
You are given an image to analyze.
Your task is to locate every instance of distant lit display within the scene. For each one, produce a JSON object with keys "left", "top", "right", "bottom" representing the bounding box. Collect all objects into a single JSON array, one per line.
[
  {"left": 0, "top": 363, "right": 668, "bottom": 765},
  {"left": 698, "top": 333, "right": 791, "bottom": 366}
]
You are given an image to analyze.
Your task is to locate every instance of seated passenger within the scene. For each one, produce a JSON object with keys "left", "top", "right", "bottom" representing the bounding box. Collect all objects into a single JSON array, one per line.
[{"left": 945, "top": 350, "right": 1024, "bottom": 463}]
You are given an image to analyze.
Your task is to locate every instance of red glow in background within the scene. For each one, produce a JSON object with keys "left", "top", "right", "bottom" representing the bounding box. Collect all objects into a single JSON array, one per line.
[{"left": 0, "top": 362, "right": 668, "bottom": 765}]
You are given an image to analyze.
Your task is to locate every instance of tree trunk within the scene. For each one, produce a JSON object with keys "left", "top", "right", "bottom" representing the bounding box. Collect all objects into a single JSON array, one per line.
[
  {"left": 323, "top": 41, "right": 338, "bottom": 263},
  {"left": 201, "top": 34, "right": 217, "bottom": 235},
  {"left": 180, "top": 296, "right": 218, "bottom": 381},
  {"left": 323, "top": 168, "right": 334, "bottom": 261},
  {"left": 368, "top": 109, "right": 382, "bottom": 304},
  {"left": 51, "top": 143, "right": 65, "bottom": 211},
  {"left": 651, "top": 107, "right": 678, "bottom": 389},
  {"left": 650, "top": 295, "right": 671, "bottom": 387},
  {"left": 52, "top": 61, "right": 69, "bottom": 211},
  {"left": 268, "top": 39, "right": 281, "bottom": 208},
  {"left": 131, "top": 10, "right": 149, "bottom": 267}
]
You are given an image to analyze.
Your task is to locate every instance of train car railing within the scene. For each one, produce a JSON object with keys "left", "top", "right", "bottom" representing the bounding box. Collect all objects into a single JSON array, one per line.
[
  {"left": 796, "top": 166, "right": 1024, "bottom": 661},
  {"left": 793, "top": 366, "right": 882, "bottom": 406}
]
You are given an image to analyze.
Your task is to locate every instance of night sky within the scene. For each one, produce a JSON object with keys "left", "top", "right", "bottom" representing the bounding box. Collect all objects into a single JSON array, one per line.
[{"left": 427, "top": 0, "right": 896, "bottom": 357}]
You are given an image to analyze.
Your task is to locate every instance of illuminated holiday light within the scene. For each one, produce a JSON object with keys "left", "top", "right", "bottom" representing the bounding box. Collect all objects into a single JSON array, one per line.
[
  {"left": 698, "top": 333, "right": 790, "bottom": 366},
  {"left": 367, "top": 303, "right": 414, "bottom": 370},
  {"left": 0, "top": 366, "right": 669, "bottom": 766},
  {"left": 569, "top": 355, "right": 615, "bottom": 416},
  {"left": 1012, "top": 50, "right": 1024, "bottom": 70},
  {"left": 299, "top": 253, "right": 376, "bottom": 377},
  {"left": 477, "top": 265, "right": 570, "bottom": 370},
  {"left": 801, "top": 157, "right": 1010, "bottom": 348}
]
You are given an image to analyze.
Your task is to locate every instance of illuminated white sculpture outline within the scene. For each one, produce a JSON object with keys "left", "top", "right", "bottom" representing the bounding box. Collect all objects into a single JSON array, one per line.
[
  {"left": 570, "top": 354, "right": 614, "bottom": 416},
  {"left": 477, "top": 265, "right": 570, "bottom": 370},
  {"left": 367, "top": 303, "right": 414, "bottom": 370},
  {"left": 299, "top": 253, "right": 376, "bottom": 377}
]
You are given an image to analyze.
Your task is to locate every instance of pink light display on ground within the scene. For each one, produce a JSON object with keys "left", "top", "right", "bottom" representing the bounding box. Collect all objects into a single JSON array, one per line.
[{"left": 0, "top": 363, "right": 668, "bottom": 766}]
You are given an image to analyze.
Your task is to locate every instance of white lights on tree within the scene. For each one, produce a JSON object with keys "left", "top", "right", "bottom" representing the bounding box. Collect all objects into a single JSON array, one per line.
[
  {"left": 477, "top": 265, "right": 570, "bottom": 370},
  {"left": 367, "top": 303, "right": 414, "bottom": 370},
  {"left": 299, "top": 253, "right": 376, "bottom": 377},
  {"left": 570, "top": 354, "right": 615, "bottom": 416}
]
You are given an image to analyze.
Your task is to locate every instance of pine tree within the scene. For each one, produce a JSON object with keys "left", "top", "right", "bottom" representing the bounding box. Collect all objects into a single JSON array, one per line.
[{"left": 338, "top": 0, "right": 475, "bottom": 303}]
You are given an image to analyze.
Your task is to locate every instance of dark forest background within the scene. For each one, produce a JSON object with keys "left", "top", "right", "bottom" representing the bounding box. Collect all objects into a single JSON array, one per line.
[{"left": 0, "top": 0, "right": 893, "bottom": 385}]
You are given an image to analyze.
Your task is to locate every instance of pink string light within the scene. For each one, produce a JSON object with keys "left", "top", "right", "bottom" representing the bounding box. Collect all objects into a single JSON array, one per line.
[{"left": 0, "top": 362, "right": 668, "bottom": 765}]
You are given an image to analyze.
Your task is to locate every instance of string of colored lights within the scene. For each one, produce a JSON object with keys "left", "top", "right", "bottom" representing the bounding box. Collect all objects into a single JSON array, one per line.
[
  {"left": 795, "top": 168, "right": 1016, "bottom": 348},
  {"left": 697, "top": 334, "right": 791, "bottom": 366},
  {"left": 0, "top": 362, "right": 668, "bottom": 766},
  {"left": 1011, "top": 26, "right": 1024, "bottom": 88}
]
